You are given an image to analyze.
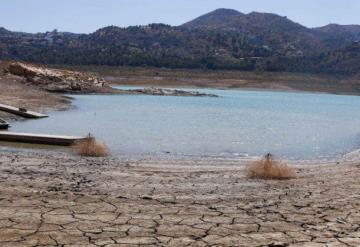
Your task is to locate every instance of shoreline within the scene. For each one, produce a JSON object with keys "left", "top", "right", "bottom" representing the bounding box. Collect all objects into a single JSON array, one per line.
[
  {"left": 109, "top": 78, "right": 360, "bottom": 97},
  {"left": 0, "top": 138, "right": 356, "bottom": 167},
  {"left": 0, "top": 74, "right": 72, "bottom": 122},
  {"left": 2, "top": 64, "right": 360, "bottom": 123},
  {"left": 58, "top": 65, "right": 360, "bottom": 97},
  {"left": 1, "top": 68, "right": 360, "bottom": 245},
  {"left": 2, "top": 80, "right": 360, "bottom": 163},
  {"left": 112, "top": 82, "right": 360, "bottom": 98}
]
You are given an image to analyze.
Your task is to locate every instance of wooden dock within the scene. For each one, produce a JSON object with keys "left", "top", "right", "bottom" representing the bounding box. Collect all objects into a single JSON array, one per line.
[
  {"left": 0, "top": 103, "right": 48, "bottom": 119},
  {"left": 0, "top": 132, "right": 86, "bottom": 146}
]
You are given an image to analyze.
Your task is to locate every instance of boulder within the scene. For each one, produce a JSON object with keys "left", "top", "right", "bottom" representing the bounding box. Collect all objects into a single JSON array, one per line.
[
  {"left": 128, "top": 87, "right": 218, "bottom": 97},
  {"left": 7, "top": 62, "right": 110, "bottom": 93}
]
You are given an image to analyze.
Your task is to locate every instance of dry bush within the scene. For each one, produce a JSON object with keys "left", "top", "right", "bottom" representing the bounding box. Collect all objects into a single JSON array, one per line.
[
  {"left": 247, "top": 153, "right": 295, "bottom": 180},
  {"left": 74, "top": 135, "right": 109, "bottom": 157}
]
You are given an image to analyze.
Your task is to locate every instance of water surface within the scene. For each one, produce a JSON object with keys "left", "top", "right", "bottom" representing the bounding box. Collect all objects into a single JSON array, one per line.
[{"left": 10, "top": 87, "right": 360, "bottom": 159}]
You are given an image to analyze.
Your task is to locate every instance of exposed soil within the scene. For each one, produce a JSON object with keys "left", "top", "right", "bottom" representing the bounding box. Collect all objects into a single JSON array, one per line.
[
  {"left": 0, "top": 151, "right": 358, "bottom": 246},
  {"left": 0, "top": 74, "right": 71, "bottom": 121},
  {"left": 1, "top": 63, "right": 360, "bottom": 246},
  {"left": 60, "top": 65, "right": 360, "bottom": 96}
]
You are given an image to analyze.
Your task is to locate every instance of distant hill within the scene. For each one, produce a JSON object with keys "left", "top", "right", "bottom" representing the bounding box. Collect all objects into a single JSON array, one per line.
[
  {"left": 183, "top": 10, "right": 328, "bottom": 56},
  {"left": 182, "top": 8, "right": 245, "bottom": 28},
  {"left": 184, "top": 9, "right": 305, "bottom": 32},
  {"left": 314, "top": 24, "right": 360, "bottom": 49},
  {"left": 315, "top": 24, "right": 360, "bottom": 39},
  {"left": 0, "top": 27, "right": 8, "bottom": 33},
  {"left": 0, "top": 9, "right": 359, "bottom": 75}
]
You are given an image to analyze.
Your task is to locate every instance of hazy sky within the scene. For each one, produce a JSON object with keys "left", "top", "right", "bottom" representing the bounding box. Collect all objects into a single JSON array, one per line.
[{"left": 1, "top": 0, "right": 360, "bottom": 33}]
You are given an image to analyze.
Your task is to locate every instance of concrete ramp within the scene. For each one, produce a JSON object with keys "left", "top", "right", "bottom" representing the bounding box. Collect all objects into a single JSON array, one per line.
[
  {"left": 0, "top": 103, "right": 48, "bottom": 119},
  {"left": 0, "top": 132, "right": 86, "bottom": 146}
]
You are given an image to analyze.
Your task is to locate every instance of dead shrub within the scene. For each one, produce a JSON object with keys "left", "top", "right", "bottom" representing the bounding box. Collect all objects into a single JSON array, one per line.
[
  {"left": 247, "top": 153, "right": 295, "bottom": 180},
  {"left": 74, "top": 135, "right": 109, "bottom": 157}
]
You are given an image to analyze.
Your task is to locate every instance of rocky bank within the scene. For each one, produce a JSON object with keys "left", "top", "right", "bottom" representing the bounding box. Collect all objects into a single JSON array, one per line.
[
  {"left": 5, "top": 62, "right": 113, "bottom": 93},
  {"left": 4, "top": 62, "right": 218, "bottom": 97},
  {"left": 119, "top": 87, "right": 219, "bottom": 97}
]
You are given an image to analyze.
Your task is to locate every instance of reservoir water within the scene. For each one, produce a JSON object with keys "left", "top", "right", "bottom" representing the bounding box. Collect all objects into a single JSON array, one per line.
[{"left": 9, "top": 87, "right": 360, "bottom": 159}]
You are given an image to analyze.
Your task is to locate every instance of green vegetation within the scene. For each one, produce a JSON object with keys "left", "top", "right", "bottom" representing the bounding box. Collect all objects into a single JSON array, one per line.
[{"left": 1, "top": 9, "right": 360, "bottom": 75}]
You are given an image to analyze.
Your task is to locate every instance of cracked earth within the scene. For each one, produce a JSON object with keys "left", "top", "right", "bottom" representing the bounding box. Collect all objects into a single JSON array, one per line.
[{"left": 0, "top": 151, "right": 359, "bottom": 247}]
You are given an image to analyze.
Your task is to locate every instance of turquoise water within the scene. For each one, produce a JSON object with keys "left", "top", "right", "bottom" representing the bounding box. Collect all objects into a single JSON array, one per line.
[{"left": 10, "top": 87, "right": 360, "bottom": 159}]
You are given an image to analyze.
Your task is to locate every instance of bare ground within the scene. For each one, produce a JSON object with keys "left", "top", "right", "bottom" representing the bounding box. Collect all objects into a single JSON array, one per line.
[
  {"left": 0, "top": 74, "right": 71, "bottom": 121},
  {"left": 0, "top": 151, "right": 359, "bottom": 246},
  {"left": 59, "top": 65, "right": 360, "bottom": 96},
  {"left": 0, "top": 64, "right": 359, "bottom": 246}
]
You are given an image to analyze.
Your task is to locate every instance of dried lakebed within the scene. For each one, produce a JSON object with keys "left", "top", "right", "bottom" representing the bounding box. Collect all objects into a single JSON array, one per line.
[{"left": 0, "top": 151, "right": 359, "bottom": 246}]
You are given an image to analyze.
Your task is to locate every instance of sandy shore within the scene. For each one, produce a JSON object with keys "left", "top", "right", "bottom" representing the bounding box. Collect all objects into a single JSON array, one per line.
[{"left": 0, "top": 150, "right": 359, "bottom": 246}]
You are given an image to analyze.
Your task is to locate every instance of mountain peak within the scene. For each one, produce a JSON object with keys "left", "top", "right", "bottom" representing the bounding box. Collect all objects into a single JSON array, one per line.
[
  {"left": 316, "top": 23, "right": 360, "bottom": 33},
  {"left": 182, "top": 8, "right": 243, "bottom": 28},
  {"left": 182, "top": 8, "right": 305, "bottom": 31},
  {"left": 314, "top": 23, "right": 360, "bottom": 41},
  {"left": 0, "top": 27, "right": 11, "bottom": 35},
  {"left": 210, "top": 8, "right": 243, "bottom": 16}
]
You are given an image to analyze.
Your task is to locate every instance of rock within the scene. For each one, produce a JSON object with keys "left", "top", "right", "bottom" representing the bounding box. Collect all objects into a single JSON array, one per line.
[
  {"left": 126, "top": 87, "right": 218, "bottom": 97},
  {"left": 7, "top": 62, "right": 110, "bottom": 93}
]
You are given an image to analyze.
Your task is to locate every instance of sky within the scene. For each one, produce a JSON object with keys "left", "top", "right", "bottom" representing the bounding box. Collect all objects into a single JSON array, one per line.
[{"left": 1, "top": 0, "right": 360, "bottom": 33}]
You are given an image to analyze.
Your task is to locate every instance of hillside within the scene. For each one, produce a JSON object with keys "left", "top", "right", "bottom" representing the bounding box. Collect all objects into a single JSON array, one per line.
[
  {"left": 0, "top": 9, "right": 359, "bottom": 75},
  {"left": 191, "top": 10, "right": 335, "bottom": 62},
  {"left": 182, "top": 8, "right": 245, "bottom": 28},
  {"left": 315, "top": 24, "right": 360, "bottom": 40}
]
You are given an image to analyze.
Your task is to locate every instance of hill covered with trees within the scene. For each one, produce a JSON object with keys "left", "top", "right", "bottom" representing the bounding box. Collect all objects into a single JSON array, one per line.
[{"left": 0, "top": 9, "right": 359, "bottom": 75}]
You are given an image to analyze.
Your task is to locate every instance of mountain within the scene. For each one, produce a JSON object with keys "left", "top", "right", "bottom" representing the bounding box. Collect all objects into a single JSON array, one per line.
[
  {"left": 184, "top": 9, "right": 304, "bottom": 31},
  {"left": 182, "top": 8, "right": 244, "bottom": 28},
  {"left": 314, "top": 24, "right": 360, "bottom": 46},
  {"left": 0, "top": 9, "right": 359, "bottom": 75},
  {"left": 318, "top": 41, "right": 360, "bottom": 74},
  {"left": 0, "top": 27, "right": 8, "bottom": 33},
  {"left": 0, "top": 27, "right": 12, "bottom": 35},
  {"left": 315, "top": 24, "right": 360, "bottom": 38},
  {"left": 184, "top": 11, "right": 329, "bottom": 56}
]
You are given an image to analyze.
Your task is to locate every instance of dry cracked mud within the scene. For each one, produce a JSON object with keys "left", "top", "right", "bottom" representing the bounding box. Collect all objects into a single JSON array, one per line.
[{"left": 0, "top": 151, "right": 359, "bottom": 246}]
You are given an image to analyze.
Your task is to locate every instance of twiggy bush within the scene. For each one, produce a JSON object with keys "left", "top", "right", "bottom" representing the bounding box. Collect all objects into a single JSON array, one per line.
[
  {"left": 74, "top": 134, "right": 109, "bottom": 157},
  {"left": 247, "top": 153, "right": 295, "bottom": 180}
]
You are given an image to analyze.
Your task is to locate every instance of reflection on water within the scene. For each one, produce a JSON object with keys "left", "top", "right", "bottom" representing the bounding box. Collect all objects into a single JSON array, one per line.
[{"left": 8, "top": 87, "right": 360, "bottom": 159}]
